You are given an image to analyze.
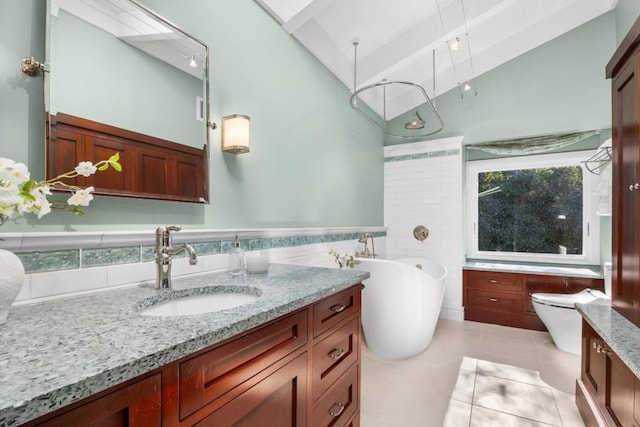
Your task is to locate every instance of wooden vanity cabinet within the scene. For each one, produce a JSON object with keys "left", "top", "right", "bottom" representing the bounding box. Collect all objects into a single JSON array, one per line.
[
  {"left": 577, "top": 321, "right": 639, "bottom": 427},
  {"left": 463, "top": 269, "right": 604, "bottom": 330},
  {"left": 34, "top": 374, "right": 162, "bottom": 427},
  {"left": 27, "top": 285, "right": 361, "bottom": 427}
]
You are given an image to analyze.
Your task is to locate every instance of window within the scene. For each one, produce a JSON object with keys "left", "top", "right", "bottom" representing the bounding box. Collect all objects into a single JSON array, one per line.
[{"left": 466, "top": 151, "right": 599, "bottom": 264}]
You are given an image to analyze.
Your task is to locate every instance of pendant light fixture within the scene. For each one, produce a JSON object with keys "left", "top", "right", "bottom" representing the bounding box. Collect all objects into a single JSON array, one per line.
[{"left": 436, "top": 0, "right": 478, "bottom": 98}]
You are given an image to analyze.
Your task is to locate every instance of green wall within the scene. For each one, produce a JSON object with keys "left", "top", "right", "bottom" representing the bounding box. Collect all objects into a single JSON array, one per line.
[
  {"left": 0, "top": 0, "right": 384, "bottom": 232},
  {"left": 386, "top": 12, "right": 616, "bottom": 146},
  {"left": 615, "top": 0, "right": 640, "bottom": 45}
]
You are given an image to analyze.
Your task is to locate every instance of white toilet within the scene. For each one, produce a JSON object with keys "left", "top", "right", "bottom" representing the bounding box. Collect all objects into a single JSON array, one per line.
[{"left": 531, "top": 263, "right": 611, "bottom": 355}]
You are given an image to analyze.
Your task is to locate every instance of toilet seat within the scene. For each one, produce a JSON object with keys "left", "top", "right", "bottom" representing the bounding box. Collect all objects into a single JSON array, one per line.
[{"left": 531, "top": 288, "right": 608, "bottom": 309}]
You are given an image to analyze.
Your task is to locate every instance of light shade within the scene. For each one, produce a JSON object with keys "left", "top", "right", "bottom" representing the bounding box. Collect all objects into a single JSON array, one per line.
[{"left": 221, "top": 114, "right": 250, "bottom": 154}]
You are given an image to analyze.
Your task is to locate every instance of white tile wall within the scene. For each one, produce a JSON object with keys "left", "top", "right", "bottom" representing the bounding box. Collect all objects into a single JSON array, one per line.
[{"left": 384, "top": 137, "right": 464, "bottom": 321}]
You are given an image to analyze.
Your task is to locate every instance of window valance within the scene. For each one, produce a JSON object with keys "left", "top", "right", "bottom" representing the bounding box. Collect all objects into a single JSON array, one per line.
[{"left": 466, "top": 130, "right": 599, "bottom": 156}]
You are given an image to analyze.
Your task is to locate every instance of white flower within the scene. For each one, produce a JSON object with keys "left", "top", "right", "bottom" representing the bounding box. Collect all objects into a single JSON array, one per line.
[
  {"left": 29, "top": 187, "right": 52, "bottom": 219},
  {"left": 67, "top": 187, "right": 94, "bottom": 206},
  {"left": 17, "top": 185, "right": 52, "bottom": 219},
  {"left": 0, "top": 158, "right": 16, "bottom": 169},
  {"left": 75, "top": 161, "right": 97, "bottom": 177},
  {"left": 0, "top": 153, "right": 120, "bottom": 226},
  {"left": 0, "top": 161, "right": 30, "bottom": 185}
]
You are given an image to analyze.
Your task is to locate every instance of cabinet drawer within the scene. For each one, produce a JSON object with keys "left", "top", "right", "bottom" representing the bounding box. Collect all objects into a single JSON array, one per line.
[
  {"left": 313, "top": 317, "right": 359, "bottom": 401},
  {"left": 179, "top": 309, "right": 308, "bottom": 419},
  {"left": 313, "top": 286, "right": 360, "bottom": 338},
  {"left": 466, "top": 270, "right": 522, "bottom": 292},
  {"left": 312, "top": 363, "right": 359, "bottom": 427},
  {"left": 194, "top": 353, "right": 308, "bottom": 427},
  {"left": 466, "top": 289, "right": 522, "bottom": 312}
]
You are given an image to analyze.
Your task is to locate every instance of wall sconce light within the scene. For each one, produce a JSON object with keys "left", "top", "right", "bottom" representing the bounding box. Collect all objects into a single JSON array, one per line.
[{"left": 221, "top": 114, "right": 250, "bottom": 154}]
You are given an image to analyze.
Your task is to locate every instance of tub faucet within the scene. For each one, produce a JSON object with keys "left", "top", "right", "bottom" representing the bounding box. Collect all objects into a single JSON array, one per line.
[
  {"left": 155, "top": 225, "right": 197, "bottom": 289},
  {"left": 355, "top": 233, "right": 377, "bottom": 258}
]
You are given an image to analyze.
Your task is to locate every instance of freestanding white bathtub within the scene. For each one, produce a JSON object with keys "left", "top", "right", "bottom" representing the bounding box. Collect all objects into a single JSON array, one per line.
[{"left": 354, "top": 258, "right": 447, "bottom": 360}]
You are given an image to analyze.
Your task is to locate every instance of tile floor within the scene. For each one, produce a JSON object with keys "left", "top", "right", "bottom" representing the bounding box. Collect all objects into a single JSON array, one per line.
[
  {"left": 443, "top": 357, "right": 584, "bottom": 426},
  {"left": 360, "top": 319, "right": 584, "bottom": 427}
]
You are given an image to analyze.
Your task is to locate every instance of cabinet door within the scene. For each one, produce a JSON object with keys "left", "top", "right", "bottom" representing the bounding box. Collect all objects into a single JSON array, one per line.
[
  {"left": 194, "top": 353, "right": 308, "bottom": 427},
  {"left": 612, "top": 52, "right": 640, "bottom": 326},
  {"left": 582, "top": 321, "right": 606, "bottom": 400},
  {"left": 179, "top": 310, "right": 308, "bottom": 419},
  {"left": 36, "top": 374, "right": 161, "bottom": 427},
  {"left": 605, "top": 348, "right": 635, "bottom": 427}
]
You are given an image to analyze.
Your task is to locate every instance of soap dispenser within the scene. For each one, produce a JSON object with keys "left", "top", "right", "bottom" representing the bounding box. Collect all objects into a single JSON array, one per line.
[{"left": 228, "top": 235, "right": 246, "bottom": 276}]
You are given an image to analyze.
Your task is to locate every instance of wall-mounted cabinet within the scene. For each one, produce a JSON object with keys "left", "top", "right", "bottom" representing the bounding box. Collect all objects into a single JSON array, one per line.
[{"left": 47, "top": 113, "right": 207, "bottom": 203}]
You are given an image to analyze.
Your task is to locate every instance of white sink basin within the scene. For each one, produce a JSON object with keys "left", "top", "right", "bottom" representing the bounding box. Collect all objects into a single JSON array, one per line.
[{"left": 139, "top": 292, "right": 260, "bottom": 317}]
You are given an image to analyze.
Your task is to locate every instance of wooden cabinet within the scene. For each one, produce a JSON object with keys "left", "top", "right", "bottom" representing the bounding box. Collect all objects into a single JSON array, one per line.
[
  {"left": 463, "top": 269, "right": 604, "bottom": 330},
  {"left": 33, "top": 374, "right": 161, "bottom": 426},
  {"left": 47, "top": 113, "right": 207, "bottom": 203},
  {"left": 607, "top": 14, "right": 640, "bottom": 329},
  {"left": 577, "top": 321, "right": 639, "bottom": 427},
  {"left": 27, "top": 285, "right": 361, "bottom": 427},
  {"left": 195, "top": 353, "right": 308, "bottom": 427},
  {"left": 178, "top": 310, "right": 308, "bottom": 420}
]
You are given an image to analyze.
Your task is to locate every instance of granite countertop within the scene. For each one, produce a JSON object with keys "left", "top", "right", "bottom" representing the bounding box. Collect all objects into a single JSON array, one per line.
[
  {"left": 464, "top": 260, "right": 603, "bottom": 279},
  {"left": 0, "top": 264, "right": 369, "bottom": 425},
  {"left": 576, "top": 300, "right": 640, "bottom": 378}
]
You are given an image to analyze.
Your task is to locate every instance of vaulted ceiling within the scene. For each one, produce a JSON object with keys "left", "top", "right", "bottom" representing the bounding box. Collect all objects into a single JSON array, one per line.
[{"left": 255, "top": 0, "right": 617, "bottom": 120}]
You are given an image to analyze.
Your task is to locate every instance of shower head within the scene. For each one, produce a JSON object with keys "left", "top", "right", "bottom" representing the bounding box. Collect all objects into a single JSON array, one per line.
[{"left": 405, "top": 111, "right": 425, "bottom": 130}]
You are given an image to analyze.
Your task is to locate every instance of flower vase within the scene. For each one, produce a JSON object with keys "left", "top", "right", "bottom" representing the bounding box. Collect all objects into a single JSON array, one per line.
[{"left": 0, "top": 249, "right": 25, "bottom": 326}]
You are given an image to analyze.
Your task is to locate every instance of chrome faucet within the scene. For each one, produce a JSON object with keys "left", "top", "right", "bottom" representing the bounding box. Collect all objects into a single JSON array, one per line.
[
  {"left": 355, "top": 233, "right": 377, "bottom": 258},
  {"left": 154, "top": 225, "right": 197, "bottom": 289}
]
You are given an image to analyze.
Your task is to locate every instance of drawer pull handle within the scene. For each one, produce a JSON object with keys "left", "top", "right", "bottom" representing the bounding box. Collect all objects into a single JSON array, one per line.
[
  {"left": 329, "top": 402, "right": 345, "bottom": 417},
  {"left": 489, "top": 280, "right": 499, "bottom": 284},
  {"left": 328, "top": 348, "right": 346, "bottom": 360},
  {"left": 595, "top": 344, "right": 612, "bottom": 355},
  {"left": 489, "top": 298, "right": 499, "bottom": 302},
  {"left": 330, "top": 304, "right": 347, "bottom": 313},
  {"left": 593, "top": 342, "right": 597, "bottom": 349}
]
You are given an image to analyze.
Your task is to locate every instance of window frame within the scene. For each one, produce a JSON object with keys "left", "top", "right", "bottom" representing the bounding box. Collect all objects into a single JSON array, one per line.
[{"left": 465, "top": 150, "right": 600, "bottom": 265}]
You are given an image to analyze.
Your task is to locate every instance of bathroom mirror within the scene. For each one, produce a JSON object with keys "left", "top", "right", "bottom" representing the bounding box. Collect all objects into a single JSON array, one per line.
[{"left": 45, "top": 0, "right": 209, "bottom": 203}]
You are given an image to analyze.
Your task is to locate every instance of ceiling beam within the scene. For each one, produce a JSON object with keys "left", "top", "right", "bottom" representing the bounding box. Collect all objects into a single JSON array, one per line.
[
  {"left": 282, "top": 0, "right": 337, "bottom": 34},
  {"left": 353, "top": 0, "right": 517, "bottom": 87}
]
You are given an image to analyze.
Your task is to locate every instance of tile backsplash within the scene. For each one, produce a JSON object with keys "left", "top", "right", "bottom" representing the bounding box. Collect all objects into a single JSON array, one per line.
[{"left": 5, "top": 227, "right": 386, "bottom": 303}]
